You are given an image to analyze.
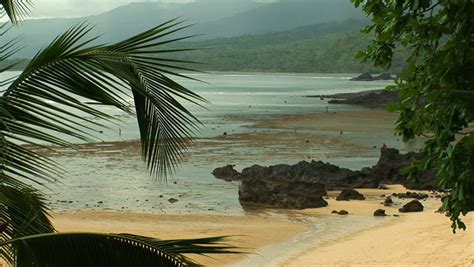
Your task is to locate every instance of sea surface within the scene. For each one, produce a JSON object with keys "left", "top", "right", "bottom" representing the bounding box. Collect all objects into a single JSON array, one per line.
[{"left": 3, "top": 71, "right": 398, "bottom": 214}]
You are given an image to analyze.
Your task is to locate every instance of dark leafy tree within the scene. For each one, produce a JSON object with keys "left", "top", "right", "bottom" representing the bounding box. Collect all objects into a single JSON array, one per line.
[{"left": 352, "top": 0, "right": 473, "bottom": 231}]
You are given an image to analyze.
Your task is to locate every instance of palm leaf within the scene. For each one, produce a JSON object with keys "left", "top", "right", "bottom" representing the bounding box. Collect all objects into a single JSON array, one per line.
[
  {"left": 2, "top": 20, "right": 204, "bottom": 182},
  {"left": 0, "top": 233, "right": 235, "bottom": 267},
  {"left": 0, "top": 185, "right": 54, "bottom": 263},
  {"left": 0, "top": 0, "right": 31, "bottom": 24}
]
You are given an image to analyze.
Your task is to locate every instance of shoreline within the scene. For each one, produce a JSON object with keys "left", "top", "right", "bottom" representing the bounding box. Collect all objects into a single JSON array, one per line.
[{"left": 51, "top": 185, "right": 473, "bottom": 266}]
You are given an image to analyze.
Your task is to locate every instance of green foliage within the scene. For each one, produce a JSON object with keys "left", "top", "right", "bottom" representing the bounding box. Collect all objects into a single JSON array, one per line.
[
  {"left": 353, "top": 0, "right": 474, "bottom": 231},
  {"left": 174, "top": 20, "right": 407, "bottom": 73},
  {"left": 1, "top": 233, "right": 234, "bottom": 267}
]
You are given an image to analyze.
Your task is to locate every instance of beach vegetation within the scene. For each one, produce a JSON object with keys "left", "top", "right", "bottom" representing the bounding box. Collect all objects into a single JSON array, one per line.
[{"left": 353, "top": 0, "right": 474, "bottom": 232}]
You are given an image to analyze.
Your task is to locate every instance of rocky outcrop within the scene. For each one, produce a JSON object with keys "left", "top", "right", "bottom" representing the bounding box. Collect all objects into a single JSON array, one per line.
[
  {"left": 238, "top": 179, "right": 327, "bottom": 209},
  {"left": 240, "top": 161, "right": 375, "bottom": 190},
  {"left": 399, "top": 200, "right": 424, "bottom": 212},
  {"left": 212, "top": 165, "right": 241, "bottom": 181},
  {"left": 350, "top": 72, "right": 374, "bottom": 81},
  {"left": 369, "top": 148, "right": 437, "bottom": 190},
  {"left": 336, "top": 189, "right": 365, "bottom": 201},
  {"left": 327, "top": 90, "right": 398, "bottom": 108},
  {"left": 232, "top": 148, "right": 436, "bottom": 209},
  {"left": 350, "top": 72, "right": 394, "bottom": 81}
]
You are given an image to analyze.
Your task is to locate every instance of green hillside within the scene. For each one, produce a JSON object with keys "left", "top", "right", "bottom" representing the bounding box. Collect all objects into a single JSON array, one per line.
[{"left": 175, "top": 21, "right": 407, "bottom": 74}]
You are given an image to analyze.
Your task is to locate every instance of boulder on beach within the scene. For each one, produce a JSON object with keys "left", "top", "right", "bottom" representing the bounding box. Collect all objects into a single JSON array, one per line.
[
  {"left": 337, "top": 210, "right": 349, "bottom": 215},
  {"left": 384, "top": 196, "right": 393, "bottom": 206},
  {"left": 374, "top": 209, "right": 387, "bottom": 216},
  {"left": 212, "top": 165, "right": 241, "bottom": 181},
  {"left": 336, "top": 189, "right": 365, "bottom": 201},
  {"left": 399, "top": 200, "right": 424, "bottom": 213}
]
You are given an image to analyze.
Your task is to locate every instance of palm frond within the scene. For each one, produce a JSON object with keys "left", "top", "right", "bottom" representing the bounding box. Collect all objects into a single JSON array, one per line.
[
  {"left": 0, "top": 0, "right": 31, "bottom": 24},
  {"left": 0, "top": 185, "right": 54, "bottom": 264},
  {"left": 0, "top": 233, "right": 236, "bottom": 267},
  {"left": 1, "top": 19, "right": 204, "bottom": 187}
]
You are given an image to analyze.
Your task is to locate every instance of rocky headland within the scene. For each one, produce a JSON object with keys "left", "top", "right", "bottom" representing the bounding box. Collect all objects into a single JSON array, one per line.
[
  {"left": 308, "top": 89, "right": 398, "bottom": 109},
  {"left": 350, "top": 72, "right": 394, "bottom": 81},
  {"left": 212, "top": 148, "right": 437, "bottom": 209}
]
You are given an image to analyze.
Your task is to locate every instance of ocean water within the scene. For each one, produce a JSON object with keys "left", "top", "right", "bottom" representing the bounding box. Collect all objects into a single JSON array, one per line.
[{"left": 3, "top": 72, "right": 398, "bottom": 214}]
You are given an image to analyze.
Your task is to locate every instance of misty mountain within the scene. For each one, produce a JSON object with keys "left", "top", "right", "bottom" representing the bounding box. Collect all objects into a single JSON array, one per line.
[
  {"left": 10, "top": 0, "right": 365, "bottom": 58},
  {"left": 192, "top": 0, "right": 364, "bottom": 39}
]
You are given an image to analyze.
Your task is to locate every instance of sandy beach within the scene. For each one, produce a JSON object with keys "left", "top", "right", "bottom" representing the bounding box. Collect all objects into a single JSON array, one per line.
[
  {"left": 52, "top": 185, "right": 473, "bottom": 266},
  {"left": 285, "top": 186, "right": 474, "bottom": 267},
  {"left": 52, "top": 210, "right": 307, "bottom": 266}
]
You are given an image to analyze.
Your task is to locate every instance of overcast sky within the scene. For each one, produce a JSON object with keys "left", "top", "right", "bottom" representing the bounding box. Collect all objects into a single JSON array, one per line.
[{"left": 29, "top": 0, "right": 276, "bottom": 18}]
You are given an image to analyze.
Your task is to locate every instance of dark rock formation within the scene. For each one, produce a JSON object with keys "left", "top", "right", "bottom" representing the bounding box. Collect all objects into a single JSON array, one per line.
[
  {"left": 234, "top": 148, "right": 436, "bottom": 210},
  {"left": 328, "top": 90, "right": 398, "bottom": 108},
  {"left": 350, "top": 72, "right": 394, "bottom": 81},
  {"left": 336, "top": 189, "right": 365, "bottom": 201},
  {"left": 238, "top": 178, "right": 328, "bottom": 209},
  {"left": 393, "top": 192, "right": 429, "bottom": 200},
  {"left": 384, "top": 196, "right": 393, "bottom": 206},
  {"left": 331, "top": 210, "right": 339, "bottom": 214},
  {"left": 212, "top": 165, "right": 241, "bottom": 181},
  {"left": 240, "top": 161, "right": 375, "bottom": 190},
  {"left": 338, "top": 210, "right": 349, "bottom": 215},
  {"left": 374, "top": 209, "right": 387, "bottom": 216},
  {"left": 399, "top": 200, "right": 424, "bottom": 212},
  {"left": 369, "top": 148, "right": 437, "bottom": 190},
  {"left": 350, "top": 72, "right": 374, "bottom": 81},
  {"left": 168, "top": 198, "right": 178, "bottom": 204}
]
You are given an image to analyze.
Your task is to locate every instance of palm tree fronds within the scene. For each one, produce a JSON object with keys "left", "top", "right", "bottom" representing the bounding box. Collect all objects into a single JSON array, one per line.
[
  {"left": 1, "top": 233, "right": 236, "bottom": 267},
  {"left": 2, "top": 21, "right": 204, "bottom": 180},
  {"left": 0, "top": 185, "right": 54, "bottom": 264},
  {"left": 0, "top": 0, "right": 31, "bottom": 24}
]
